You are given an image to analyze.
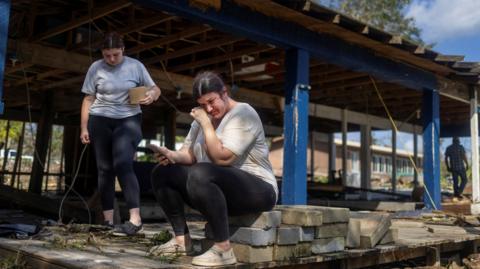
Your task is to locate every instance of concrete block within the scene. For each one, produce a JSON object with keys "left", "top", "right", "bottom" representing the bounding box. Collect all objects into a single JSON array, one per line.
[
  {"left": 274, "top": 206, "right": 323, "bottom": 226},
  {"left": 311, "top": 237, "right": 345, "bottom": 254},
  {"left": 276, "top": 226, "right": 300, "bottom": 245},
  {"left": 299, "top": 227, "right": 315, "bottom": 242},
  {"left": 273, "top": 243, "right": 312, "bottom": 261},
  {"left": 276, "top": 205, "right": 349, "bottom": 224},
  {"left": 379, "top": 229, "right": 398, "bottom": 245},
  {"left": 315, "top": 223, "right": 348, "bottom": 239},
  {"left": 346, "top": 218, "right": 361, "bottom": 248},
  {"left": 229, "top": 211, "right": 281, "bottom": 229},
  {"left": 231, "top": 227, "right": 276, "bottom": 246},
  {"left": 231, "top": 243, "right": 273, "bottom": 263},
  {"left": 205, "top": 223, "right": 276, "bottom": 246}
]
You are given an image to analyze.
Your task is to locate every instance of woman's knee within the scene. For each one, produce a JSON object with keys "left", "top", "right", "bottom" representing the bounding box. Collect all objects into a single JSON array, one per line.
[
  {"left": 151, "top": 165, "right": 168, "bottom": 189},
  {"left": 187, "top": 163, "right": 216, "bottom": 185}
]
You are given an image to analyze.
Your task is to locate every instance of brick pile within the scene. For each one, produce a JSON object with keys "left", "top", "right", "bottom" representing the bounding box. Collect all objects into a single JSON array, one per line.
[{"left": 205, "top": 205, "right": 350, "bottom": 263}]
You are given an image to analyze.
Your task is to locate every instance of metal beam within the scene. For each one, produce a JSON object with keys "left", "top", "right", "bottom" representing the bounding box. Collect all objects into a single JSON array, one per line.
[
  {"left": 0, "top": 0, "right": 10, "bottom": 114},
  {"left": 282, "top": 48, "right": 309, "bottom": 205},
  {"left": 133, "top": 0, "right": 438, "bottom": 91},
  {"left": 422, "top": 89, "right": 441, "bottom": 209}
]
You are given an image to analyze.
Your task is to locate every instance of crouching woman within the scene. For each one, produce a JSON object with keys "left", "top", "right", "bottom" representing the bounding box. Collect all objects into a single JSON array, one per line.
[{"left": 149, "top": 71, "right": 278, "bottom": 266}]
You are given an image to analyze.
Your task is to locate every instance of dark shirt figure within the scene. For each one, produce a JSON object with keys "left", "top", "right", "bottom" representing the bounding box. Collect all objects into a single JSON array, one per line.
[{"left": 444, "top": 137, "right": 469, "bottom": 198}]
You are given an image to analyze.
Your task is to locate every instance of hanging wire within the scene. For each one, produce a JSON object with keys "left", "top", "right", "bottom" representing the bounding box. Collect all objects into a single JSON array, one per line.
[{"left": 369, "top": 76, "right": 437, "bottom": 210}]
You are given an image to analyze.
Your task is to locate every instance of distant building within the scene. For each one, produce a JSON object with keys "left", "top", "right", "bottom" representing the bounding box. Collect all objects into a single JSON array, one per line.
[{"left": 269, "top": 135, "right": 423, "bottom": 188}]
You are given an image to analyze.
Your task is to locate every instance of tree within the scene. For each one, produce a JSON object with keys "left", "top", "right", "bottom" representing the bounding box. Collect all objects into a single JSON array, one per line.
[{"left": 321, "top": 0, "right": 425, "bottom": 45}]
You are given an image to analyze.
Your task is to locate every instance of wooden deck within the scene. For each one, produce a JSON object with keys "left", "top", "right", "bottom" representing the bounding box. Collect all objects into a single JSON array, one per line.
[{"left": 1, "top": 219, "right": 480, "bottom": 269}]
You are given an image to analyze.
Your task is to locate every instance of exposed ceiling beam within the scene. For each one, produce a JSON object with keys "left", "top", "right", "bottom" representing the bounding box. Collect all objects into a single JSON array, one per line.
[{"left": 32, "top": 0, "right": 132, "bottom": 42}]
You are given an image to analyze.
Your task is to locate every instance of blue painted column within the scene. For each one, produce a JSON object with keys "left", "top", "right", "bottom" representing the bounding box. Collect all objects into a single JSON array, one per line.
[
  {"left": 422, "top": 89, "right": 441, "bottom": 209},
  {"left": 282, "top": 48, "right": 310, "bottom": 205},
  {"left": 0, "top": 0, "right": 10, "bottom": 114}
]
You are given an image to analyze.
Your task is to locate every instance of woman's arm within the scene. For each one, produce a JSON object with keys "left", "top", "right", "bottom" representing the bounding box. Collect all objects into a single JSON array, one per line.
[
  {"left": 190, "top": 107, "right": 236, "bottom": 166},
  {"left": 80, "top": 95, "right": 95, "bottom": 144},
  {"left": 148, "top": 144, "right": 196, "bottom": 165}
]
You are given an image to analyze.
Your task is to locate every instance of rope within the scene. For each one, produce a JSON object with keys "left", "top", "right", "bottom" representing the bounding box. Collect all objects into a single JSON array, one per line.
[{"left": 369, "top": 76, "right": 438, "bottom": 210}]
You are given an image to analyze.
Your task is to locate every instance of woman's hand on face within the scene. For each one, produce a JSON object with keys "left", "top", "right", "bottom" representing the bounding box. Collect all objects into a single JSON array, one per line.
[
  {"left": 147, "top": 144, "right": 175, "bottom": 166},
  {"left": 80, "top": 129, "right": 90, "bottom": 144},
  {"left": 190, "top": 107, "right": 210, "bottom": 126}
]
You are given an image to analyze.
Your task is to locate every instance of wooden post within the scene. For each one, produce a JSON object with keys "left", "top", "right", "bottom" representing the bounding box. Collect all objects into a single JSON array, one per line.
[
  {"left": 360, "top": 124, "right": 371, "bottom": 200},
  {"left": 413, "top": 127, "right": 419, "bottom": 186},
  {"left": 422, "top": 89, "right": 441, "bottom": 209},
  {"left": 310, "top": 131, "right": 315, "bottom": 181},
  {"left": 29, "top": 91, "right": 54, "bottom": 194},
  {"left": 281, "top": 48, "right": 309, "bottom": 205},
  {"left": 342, "top": 109, "right": 347, "bottom": 186},
  {"left": 470, "top": 86, "right": 480, "bottom": 214},
  {"left": 328, "top": 132, "right": 336, "bottom": 184},
  {"left": 392, "top": 129, "right": 397, "bottom": 192},
  {"left": 1, "top": 120, "right": 10, "bottom": 181},
  {"left": 11, "top": 122, "right": 25, "bottom": 188}
]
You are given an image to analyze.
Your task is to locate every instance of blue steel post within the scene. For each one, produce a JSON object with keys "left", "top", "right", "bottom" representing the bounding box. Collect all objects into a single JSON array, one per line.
[
  {"left": 422, "top": 89, "right": 441, "bottom": 209},
  {"left": 0, "top": 0, "right": 11, "bottom": 114},
  {"left": 282, "top": 48, "right": 309, "bottom": 205}
]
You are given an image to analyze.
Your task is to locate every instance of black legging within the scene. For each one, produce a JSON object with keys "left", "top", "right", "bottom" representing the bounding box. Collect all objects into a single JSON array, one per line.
[
  {"left": 88, "top": 114, "right": 142, "bottom": 210},
  {"left": 151, "top": 163, "right": 276, "bottom": 242}
]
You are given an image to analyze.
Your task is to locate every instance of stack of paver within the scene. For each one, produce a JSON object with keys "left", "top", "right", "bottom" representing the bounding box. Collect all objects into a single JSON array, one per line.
[
  {"left": 205, "top": 205, "right": 350, "bottom": 263},
  {"left": 347, "top": 212, "right": 393, "bottom": 248}
]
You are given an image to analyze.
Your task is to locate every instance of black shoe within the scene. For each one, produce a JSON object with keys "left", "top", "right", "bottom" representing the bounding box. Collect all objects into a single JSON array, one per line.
[{"left": 118, "top": 221, "right": 143, "bottom": 236}]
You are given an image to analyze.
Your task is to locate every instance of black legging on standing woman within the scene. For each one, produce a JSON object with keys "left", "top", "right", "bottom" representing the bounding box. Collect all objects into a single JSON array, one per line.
[
  {"left": 88, "top": 114, "right": 142, "bottom": 210},
  {"left": 150, "top": 162, "right": 277, "bottom": 242}
]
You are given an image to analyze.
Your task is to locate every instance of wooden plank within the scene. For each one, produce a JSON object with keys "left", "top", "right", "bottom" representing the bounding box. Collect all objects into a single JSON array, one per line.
[
  {"left": 169, "top": 45, "right": 274, "bottom": 72},
  {"left": 70, "top": 16, "right": 176, "bottom": 52},
  {"left": 32, "top": 1, "right": 131, "bottom": 42},
  {"left": 143, "top": 36, "right": 244, "bottom": 65},
  {"left": 309, "top": 200, "right": 416, "bottom": 212},
  {"left": 126, "top": 25, "right": 211, "bottom": 55}
]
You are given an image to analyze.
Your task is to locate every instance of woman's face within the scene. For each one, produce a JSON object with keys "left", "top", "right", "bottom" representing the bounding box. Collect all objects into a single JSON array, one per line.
[
  {"left": 197, "top": 90, "right": 228, "bottom": 120},
  {"left": 102, "top": 48, "right": 124, "bottom": 66}
]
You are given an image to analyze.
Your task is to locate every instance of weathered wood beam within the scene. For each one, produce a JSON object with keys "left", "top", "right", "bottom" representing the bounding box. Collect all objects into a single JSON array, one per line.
[
  {"left": 126, "top": 25, "right": 211, "bottom": 55},
  {"left": 32, "top": 1, "right": 132, "bottom": 42},
  {"left": 70, "top": 15, "right": 176, "bottom": 51},
  {"left": 4, "top": 63, "right": 34, "bottom": 75},
  {"left": 143, "top": 36, "right": 244, "bottom": 65},
  {"left": 169, "top": 45, "right": 275, "bottom": 73}
]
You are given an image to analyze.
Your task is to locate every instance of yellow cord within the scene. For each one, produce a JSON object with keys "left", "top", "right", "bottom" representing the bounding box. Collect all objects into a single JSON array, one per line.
[{"left": 369, "top": 76, "right": 437, "bottom": 210}]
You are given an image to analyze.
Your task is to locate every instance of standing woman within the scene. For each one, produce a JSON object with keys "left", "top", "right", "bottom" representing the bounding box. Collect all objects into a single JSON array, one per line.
[
  {"left": 80, "top": 32, "right": 161, "bottom": 235},
  {"left": 149, "top": 71, "right": 277, "bottom": 266}
]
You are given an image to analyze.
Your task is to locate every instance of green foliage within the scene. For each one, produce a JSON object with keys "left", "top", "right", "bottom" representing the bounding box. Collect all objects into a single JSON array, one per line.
[
  {"left": 324, "top": 0, "right": 426, "bottom": 45},
  {"left": 150, "top": 230, "right": 173, "bottom": 246},
  {"left": 0, "top": 253, "right": 27, "bottom": 269}
]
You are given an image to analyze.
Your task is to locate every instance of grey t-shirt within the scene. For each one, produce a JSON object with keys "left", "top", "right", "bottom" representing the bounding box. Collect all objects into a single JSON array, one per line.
[
  {"left": 81, "top": 56, "right": 156, "bottom": 119},
  {"left": 183, "top": 103, "right": 278, "bottom": 199}
]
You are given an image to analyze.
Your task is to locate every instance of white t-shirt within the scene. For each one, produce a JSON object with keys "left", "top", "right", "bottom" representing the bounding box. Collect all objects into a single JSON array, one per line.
[{"left": 183, "top": 103, "right": 278, "bottom": 199}]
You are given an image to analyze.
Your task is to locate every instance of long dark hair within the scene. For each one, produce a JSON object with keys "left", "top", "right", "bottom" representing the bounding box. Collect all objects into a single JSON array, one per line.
[
  {"left": 192, "top": 71, "right": 226, "bottom": 100},
  {"left": 102, "top": 32, "right": 124, "bottom": 49}
]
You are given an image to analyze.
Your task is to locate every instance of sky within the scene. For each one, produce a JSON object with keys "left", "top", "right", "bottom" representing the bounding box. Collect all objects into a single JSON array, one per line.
[{"left": 406, "top": 0, "right": 480, "bottom": 61}]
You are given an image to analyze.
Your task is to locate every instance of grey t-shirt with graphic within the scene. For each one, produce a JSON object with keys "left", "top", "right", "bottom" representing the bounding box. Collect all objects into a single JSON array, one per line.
[
  {"left": 81, "top": 56, "right": 156, "bottom": 119},
  {"left": 182, "top": 103, "right": 278, "bottom": 200}
]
